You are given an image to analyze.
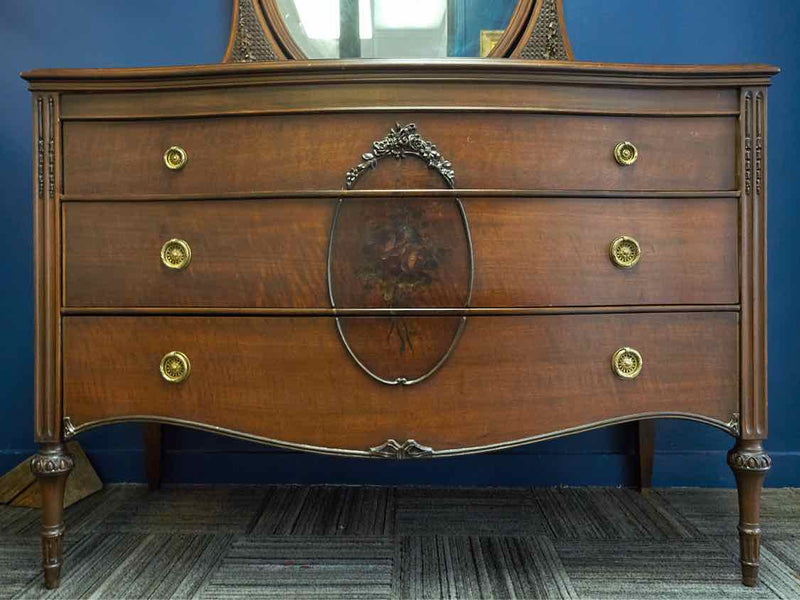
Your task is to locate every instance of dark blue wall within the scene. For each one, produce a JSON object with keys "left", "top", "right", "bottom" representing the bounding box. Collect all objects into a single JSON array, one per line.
[{"left": 1, "top": 1, "right": 798, "bottom": 487}]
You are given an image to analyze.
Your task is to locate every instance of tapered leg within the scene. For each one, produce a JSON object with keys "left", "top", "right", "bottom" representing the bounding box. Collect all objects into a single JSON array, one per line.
[
  {"left": 30, "top": 443, "right": 74, "bottom": 589},
  {"left": 727, "top": 439, "right": 771, "bottom": 587},
  {"left": 143, "top": 423, "right": 163, "bottom": 491},
  {"left": 636, "top": 420, "right": 655, "bottom": 492}
]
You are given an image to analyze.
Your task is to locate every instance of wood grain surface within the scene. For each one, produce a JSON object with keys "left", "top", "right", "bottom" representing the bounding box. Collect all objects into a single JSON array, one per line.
[
  {"left": 63, "top": 197, "right": 738, "bottom": 308},
  {"left": 63, "top": 199, "right": 334, "bottom": 308},
  {"left": 62, "top": 113, "right": 736, "bottom": 195},
  {"left": 336, "top": 316, "right": 465, "bottom": 383},
  {"left": 63, "top": 313, "right": 738, "bottom": 451},
  {"left": 58, "top": 84, "right": 739, "bottom": 119}
]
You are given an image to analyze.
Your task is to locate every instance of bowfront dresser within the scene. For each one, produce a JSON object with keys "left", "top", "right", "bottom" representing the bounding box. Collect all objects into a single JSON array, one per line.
[{"left": 23, "top": 45, "right": 777, "bottom": 593}]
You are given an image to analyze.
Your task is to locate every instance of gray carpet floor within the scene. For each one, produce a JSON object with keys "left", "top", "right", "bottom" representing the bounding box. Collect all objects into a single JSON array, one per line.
[{"left": 1, "top": 485, "right": 799, "bottom": 599}]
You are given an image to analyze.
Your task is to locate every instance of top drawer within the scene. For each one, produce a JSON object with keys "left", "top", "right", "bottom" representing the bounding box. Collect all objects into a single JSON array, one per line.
[{"left": 62, "top": 113, "right": 736, "bottom": 195}]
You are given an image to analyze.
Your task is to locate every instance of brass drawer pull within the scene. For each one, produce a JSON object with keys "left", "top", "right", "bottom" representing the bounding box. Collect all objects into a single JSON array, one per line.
[
  {"left": 160, "top": 351, "right": 191, "bottom": 383},
  {"left": 163, "top": 145, "right": 188, "bottom": 170},
  {"left": 160, "top": 238, "right": 192, "bottom": 270},
  {"left": 611, "top": 347, "right": 643, "bottom": 379},
  {"left": 609, "top": 235, "right": 641, "bottom": 269},
  {"left": 613, "top": 141, "right": 638, "bottom": 166}
]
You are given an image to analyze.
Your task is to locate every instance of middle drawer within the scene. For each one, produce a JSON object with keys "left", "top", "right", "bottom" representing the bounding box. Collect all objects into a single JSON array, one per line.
[{"left": 63, "top": 197, "right": 738, "bottom": 308}]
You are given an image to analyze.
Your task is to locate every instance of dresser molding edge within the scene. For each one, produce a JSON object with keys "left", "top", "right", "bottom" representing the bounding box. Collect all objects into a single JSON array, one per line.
[
  {"left": 60, "top": 305, "right": 741, "bottom": 316},
  {"left": 59, "top": 190, "right": 743, "bottom": 203},
  {"left": 58, "top": 108, "right": 742, "bottom": 121},
  {"left": 22, "top": 60, "right": 779, "bottom": 94},
  {"left": 62, "top": 411, "right": 739, "bottom": 458}
]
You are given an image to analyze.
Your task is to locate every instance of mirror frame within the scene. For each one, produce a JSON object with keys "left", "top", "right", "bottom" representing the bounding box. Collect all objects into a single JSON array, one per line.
[{"left": 223, "top": 0, "right": 573, "bottom": 62}]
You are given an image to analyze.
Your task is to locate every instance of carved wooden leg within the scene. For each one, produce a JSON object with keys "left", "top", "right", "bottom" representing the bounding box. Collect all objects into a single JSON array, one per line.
[
  {"left": 727, "top": 439, "right": 771, "bottom": 587},
  {"left": 636, "top": 420, "right": 655, "bottom": 492},
  {"left": 143, "top": 423, "right": 163, "bottom": 491},
  {"left": 30, "top": 443, "right": 74, "bottom": 589}
]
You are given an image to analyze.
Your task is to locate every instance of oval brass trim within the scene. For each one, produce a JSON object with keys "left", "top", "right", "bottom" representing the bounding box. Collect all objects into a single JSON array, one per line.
[
  {"left": 163, "top": 145, "right": 188, "bottom": 170},
  {"left": 613, "top": 141, "right": 638, "bottom": 166},
  {"left": 159, "top": 351, "right": 191, "bottom": 384}
]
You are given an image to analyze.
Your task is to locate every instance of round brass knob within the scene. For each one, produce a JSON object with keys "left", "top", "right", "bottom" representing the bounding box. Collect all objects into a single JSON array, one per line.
[
  {"left": 160, "top": 238, "right": 192, "bottom": 270},
  {"left": 611, "top": 347, "right": 643, "bottom": 379},
  {"left": 613, "top": 141, "right": 638, "bottom": 166},
  {"left": 609, "top": 235, "right": 641, "bottom": 269},
  {"left": 163, "top": 146, "right": 188, "bottom": 170},
  {"left": 160, "top": 351, "right": 191, "bottom": 384}
]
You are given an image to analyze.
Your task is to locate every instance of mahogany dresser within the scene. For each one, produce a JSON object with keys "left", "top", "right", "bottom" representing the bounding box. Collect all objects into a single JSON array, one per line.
[{"left": 22, "top": 0, "right": 777, "bottom": 590}]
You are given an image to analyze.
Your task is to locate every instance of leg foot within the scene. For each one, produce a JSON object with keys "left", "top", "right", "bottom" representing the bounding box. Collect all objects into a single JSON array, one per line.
[
  {"left": 143, "top": 423, "right": 163, "bottom": 491},
  {"left": 31, "top": 444, "right": 74, "bottom": 589},
  {"left": 636, "top": 420, "right": 655, "bottom": 492},
  {"left": 727, "top": 439, "right": 771, "bottom": 587}
]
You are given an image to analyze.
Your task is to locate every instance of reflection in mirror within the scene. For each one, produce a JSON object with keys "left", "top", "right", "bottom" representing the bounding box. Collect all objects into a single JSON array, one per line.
[{"left": 276, "top": 0, "right": 518, "bottom": 59}]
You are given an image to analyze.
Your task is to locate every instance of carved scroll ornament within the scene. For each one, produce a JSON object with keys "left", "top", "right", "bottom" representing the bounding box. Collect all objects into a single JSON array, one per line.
[
  {"left": 369, "top": 439, "right": 434, "bottom": 459},
  {"left": 345, "top": 123, "right": 454, "bottom": 189}
]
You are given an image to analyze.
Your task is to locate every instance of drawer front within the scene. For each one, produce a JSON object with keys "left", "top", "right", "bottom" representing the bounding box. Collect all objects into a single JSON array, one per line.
[
  {"left": 64, "top": 200, "right": 334, "bottom": 308},
  {"left": 62, "top": 113, "right": 735, "bottom": 195},
  {"left": 63, "top": 313, "right": 738, "bottom": 453},
  {"left": 64, "top": 197, "right": 738, "bottom": 308}
]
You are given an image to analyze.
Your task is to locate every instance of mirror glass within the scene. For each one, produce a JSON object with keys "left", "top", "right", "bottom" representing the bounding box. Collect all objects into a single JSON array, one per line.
[{"left": 276, "top": 0, "right": 518, "bottom": 58}]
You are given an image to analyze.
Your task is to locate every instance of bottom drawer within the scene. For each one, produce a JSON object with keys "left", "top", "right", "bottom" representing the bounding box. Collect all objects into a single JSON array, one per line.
[{"left": 63, "top": 313, "right": 739, "bottom": 454}]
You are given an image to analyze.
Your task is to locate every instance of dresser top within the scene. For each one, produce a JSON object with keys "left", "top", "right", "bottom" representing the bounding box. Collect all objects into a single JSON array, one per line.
[{"left": 21, "top": 59, "right": 778, "bottom": 91}]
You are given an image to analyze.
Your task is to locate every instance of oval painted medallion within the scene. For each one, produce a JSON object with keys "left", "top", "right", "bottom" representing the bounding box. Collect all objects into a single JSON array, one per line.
[{"left": 328, "top": 123, "right": 472, "bottom": 385}]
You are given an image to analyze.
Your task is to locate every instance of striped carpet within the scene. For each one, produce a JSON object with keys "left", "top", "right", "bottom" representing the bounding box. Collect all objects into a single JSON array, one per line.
[{"left": 1, "top": 485, "right": 798, "bottom": 599}]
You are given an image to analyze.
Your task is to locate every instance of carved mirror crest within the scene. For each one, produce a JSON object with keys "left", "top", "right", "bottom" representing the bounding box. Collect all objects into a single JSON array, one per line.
[{"left": 223, "top": 0, "right": 573, "bottom": 62}]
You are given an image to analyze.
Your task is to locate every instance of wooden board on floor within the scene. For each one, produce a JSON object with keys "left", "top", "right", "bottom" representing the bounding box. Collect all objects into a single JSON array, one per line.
[
  {"left": 0, "top": 456, "right": 35, "bottom": 503},
  {"left": 0, "top": 441, "right": 102, "bottom": 508}
]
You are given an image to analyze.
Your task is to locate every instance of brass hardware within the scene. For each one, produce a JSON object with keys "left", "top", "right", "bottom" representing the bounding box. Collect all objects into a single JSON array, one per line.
[
  {"left": 609, "top": 235, "right": 641, "bottom": 269},
  {"left": 369, "top": 439, "right": 434, "bottom": 459},
  {"left": 726, "top": 412, "right": 741, "bottom": 436},
  {"left": 159, "top": 351, "right": 191, "bottom": 384},
  {"left": 611, "top": 347, "right": 643, "bottom": 379},
  {"left": 163, "top": 145, "right": 188, "bottom": 170},
  {"left": 63, "top": 417, "right": 76, "bottom": 439},
  {"left": 160, "top": 238, "right": 192, "bottom": 270},
  {"left": 614, "top": 141, "right": 638, "bottom": 166}
]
